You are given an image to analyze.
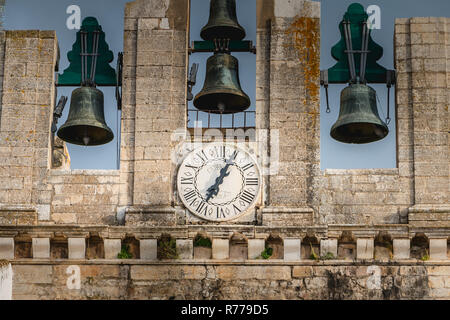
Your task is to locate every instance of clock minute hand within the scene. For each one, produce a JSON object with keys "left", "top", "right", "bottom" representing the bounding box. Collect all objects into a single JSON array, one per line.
[{"left": 206, "top": 161, "right": 232, "bottom": 202}]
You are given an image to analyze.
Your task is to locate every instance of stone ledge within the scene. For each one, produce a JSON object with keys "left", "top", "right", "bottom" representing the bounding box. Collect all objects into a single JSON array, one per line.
[
  {"left": 50, "top": 169, "right": 120, "bottom": 176},
  {"left": 323, "top": 168, "right": 399, "bottom": 176},
  {"left": 9, "top": 259, "right": 450, "bottom": 266}
]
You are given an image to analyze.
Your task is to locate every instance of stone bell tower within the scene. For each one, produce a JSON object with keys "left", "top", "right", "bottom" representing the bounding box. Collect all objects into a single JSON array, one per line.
[{"left": 0, "top": 0, "right": 448, "bottom": 300}]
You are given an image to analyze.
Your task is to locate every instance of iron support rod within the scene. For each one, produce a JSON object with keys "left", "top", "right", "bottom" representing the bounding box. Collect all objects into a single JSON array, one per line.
[{"left": 343, "top": 20, "right": 357, "bottom": 83}]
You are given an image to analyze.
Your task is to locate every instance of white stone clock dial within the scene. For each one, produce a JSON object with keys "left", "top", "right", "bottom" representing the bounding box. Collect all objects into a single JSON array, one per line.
[{"left": 177, "top": 143, "right": 261, "bottom": 222}]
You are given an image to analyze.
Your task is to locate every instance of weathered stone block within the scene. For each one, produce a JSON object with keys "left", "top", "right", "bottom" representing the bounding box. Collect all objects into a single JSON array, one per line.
[
  {"left": 284, "top": 239, "right": 301, "bottom": 261},
  {"left": 32, "top": 238, "right": 50, "bottom": 259},
  {"left": 356, "top": 238, "right": 374, "bottom": 260},
  {"left": 212, "top": 239, "right": 229, "bottom": 260},
  {"left": 248, "top": 239, "right": 265, "bottom": 259},
  {"left": 0, "top": 238, "right": 14, "bottom": 259},
  {"left": 320, "top": 239, "right": 338, "bottom": 258},
  {"left": 140, "top": 239, "right": 157, "bottom": 260},
  {"left": 68, "top": 238, "right": 86, "bottom": 260},
  {"left": 12, "top": 265, "right": 52, "bottom": 284},
  {"left": 393, "top": 239, "right": 410, "bottom": 260},
  {"left": 429, "top": 239, "right": 447, "bottom": 260},
  {"left": 104, "top": 239, "right": 121, "bottom": 260},
  {"left": 176, "top": 239, "right": 193, "bottom": 260}
]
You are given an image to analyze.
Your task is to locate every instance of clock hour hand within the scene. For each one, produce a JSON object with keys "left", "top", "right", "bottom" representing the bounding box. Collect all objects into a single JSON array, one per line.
[{"left": 205, "top": 161, "right": 232, "bottom": 202}]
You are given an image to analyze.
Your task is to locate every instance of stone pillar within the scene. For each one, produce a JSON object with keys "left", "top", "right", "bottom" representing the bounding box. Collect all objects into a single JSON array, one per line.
[
  {"left": 284, "top": 239, "right": 301, "bottom": 261},
  {"left": 393, "top": 238, "right": 411, "bottom": 260},
  {"left": 320, "top": 239, "right": 338, "bottom": 258},
  {"left": 394, "top": 18, "right": 449, "bottom": 227},
  {"left": 0, "top": 238, "right": 14, "bottom": 259},
  {"left": 140, "top": 239, "right": 157, "bottom": 260},
  {"left": 32, "top": 238, "right": 50, "bottom": 259},
  {"left": 68, "top": 238, "right": 86, "bottom": 260},
  {"left": 356, "top": 238, "right": 374, "bottom": 260},
  {"left": 429, "top": 238, "right": 447, "bottom": 260},
  {"left": 0, "top": 30, "right": 57, "bottom": 212},
  {"left": 176, "top": 239, "right": 193, "bottom": 260},
  {"left": 104, "top": 239, "right": 121, "bottom": 259},
  {"left": 212, "top": 239, "right": 229, "bottom": 260},
  {"left": 121, "top": 0, "right": 188, "bottom": 215},
  {"left": 258, "top": 0, "right": 320, "bottom": 227},
  {"left": 248, "top": 239, "right": 265, "bottom": 259}
]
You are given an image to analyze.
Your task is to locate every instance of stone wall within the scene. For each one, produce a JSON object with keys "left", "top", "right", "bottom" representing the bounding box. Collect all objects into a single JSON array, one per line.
[
  {"left": 122, "top": 0, "right": 188, "bottom": 209},
  {"left": 10, "top": 261, "right": 450, "bottom": 300},
  {"left": 0, "top": 0, "right": 448, "bottom": 300},
  {"left": 48, "top": 170, "right": 120, "bottom": 225}
]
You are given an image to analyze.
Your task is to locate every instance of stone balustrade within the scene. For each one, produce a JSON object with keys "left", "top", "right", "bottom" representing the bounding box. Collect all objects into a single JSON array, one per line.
[{"left": 0, "top": 229, "right": 448, "bottom": 262}]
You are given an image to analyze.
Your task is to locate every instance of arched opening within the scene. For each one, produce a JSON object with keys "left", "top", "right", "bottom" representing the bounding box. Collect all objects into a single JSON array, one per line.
[
  {"left": 50, "top": 237, "right": 68, "bottom": 259},
  {"left": 410, "top": 233, "right": 429, "bottom": 260},
  {"left": 265, "top": 235, "right": 284, "bottom": 260},
  {"left": 3, "top": 0, "right": 129, "bottom": 170},
  {"left": 157, "top": 233, "right": 178, "bottom": 260},
  {"left": 337, "top": 231, "right": 356, "bottom": 260},
  {"left": 188, "top": 0, "right": 257, "bottom": 136},
  {"left": 86, "top": 235, "right": 104, "bottom": 259},
  {"left": 447, "top": 237, "right": 450, "bottom": 259},
  {"left": 301, "top": 235, "right": 320, "bottom": 260},
  {"left": 229, "top": 233, "right": 248, "bottom": 261},
  {"left": 374, "top": 232, "right": 393, "bottom": 261},
  {"left": 122, "top": 235, "right": 140, "bottom": 259},
  {"left": 193, "top": 232, "right": 212, "bottom": 260}
]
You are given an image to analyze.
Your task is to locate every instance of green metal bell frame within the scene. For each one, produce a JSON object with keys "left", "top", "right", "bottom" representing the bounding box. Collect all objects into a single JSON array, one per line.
[
  {"left": 57, "top": 86, "right": 114, "bottom": 146},
  {"left": 330, "top": 84, "right": 388, "bottom": 144},
  {"left": 200, "top": 0, "right": 246, "bottom": 41},
  {"left": 193, "top": 52, "right": 250, "bottom": 114}
]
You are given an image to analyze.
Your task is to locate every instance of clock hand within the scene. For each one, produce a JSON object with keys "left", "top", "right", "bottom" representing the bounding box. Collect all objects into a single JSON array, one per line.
[{"left": 205, "top": 159, "right": 233, "bottom": 202}]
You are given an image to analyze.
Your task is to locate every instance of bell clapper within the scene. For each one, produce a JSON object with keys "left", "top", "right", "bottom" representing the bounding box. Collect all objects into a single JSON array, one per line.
[
  {"left": 217, "top": 101, "right": 225, "bottom": 113},
  {"left": 83, "top": 127, "right": 90, "bottom": 146}
]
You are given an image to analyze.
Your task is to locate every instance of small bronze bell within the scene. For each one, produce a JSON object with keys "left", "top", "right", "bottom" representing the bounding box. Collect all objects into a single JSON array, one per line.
[
  {"left": 201, "top": 0, "right": 246, "bottom": 41},
  {"left": 330, "top": 84, "right": 388, "bottom": 144},
  {"left": 193, "top": 53, "right": 250, "bottom": 114},
  {"left": 57, "top": 86, "right": 114, "bottom": 146}
]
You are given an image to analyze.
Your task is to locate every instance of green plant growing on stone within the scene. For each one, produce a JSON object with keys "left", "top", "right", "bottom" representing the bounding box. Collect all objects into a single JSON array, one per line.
[
  {"left": 117, "top": 244, "right": 132, "bottom": 259},
  {"left": 193, "top": 235, "right": 212, "bottom": 248},
  {"left": 320, "top": 252, "right": 335, "bottom": 260},
  {"left": 157, "top": 234, "right": 178, "bottom": 260},
  {"left": 421, "top": 249, "right": 430, "bottom": 261},
  {"left": 260, "top": 247, "right": 273, "bottom": 260},
  {"left": 309, "top": 243, "right": 319, "bottom": 260}
]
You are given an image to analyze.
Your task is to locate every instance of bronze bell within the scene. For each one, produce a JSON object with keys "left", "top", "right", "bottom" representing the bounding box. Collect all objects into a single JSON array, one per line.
[
  {"left": 201, "top": 0, "right": 246, "bottom": 41},
  {"left": 57, "top": 86, "right": 114, "bottom": 146},
  {"left": 193, "top": 53, "right": 250, "bottom": 114},
  {"left": 330, "top": 84, "right": 389, "bottom": 144}
]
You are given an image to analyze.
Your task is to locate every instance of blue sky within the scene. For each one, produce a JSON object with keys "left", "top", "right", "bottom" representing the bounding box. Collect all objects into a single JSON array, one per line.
[{"left": 3, "top": 0, "right": 450, "bottom": 170}]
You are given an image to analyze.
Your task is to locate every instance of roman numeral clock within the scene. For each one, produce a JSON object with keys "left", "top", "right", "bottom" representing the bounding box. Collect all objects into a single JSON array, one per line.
[{"left": 177, "top": 144, "right": 261, "bottom": 222}]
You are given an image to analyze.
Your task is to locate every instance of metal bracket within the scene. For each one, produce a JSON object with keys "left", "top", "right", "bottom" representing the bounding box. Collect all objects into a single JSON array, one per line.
[
  {"left": 115, "top": 52, "right": 123, "bottom": 110},
  {"left": 187, "top": 63, "right": 199, "bottom": 101},
  {"left": 320, "top": 70, "right": 331, "bottom": 113},
  {"left": 385, "top": 69, "right": 396, "bottom": 125},
  {"left": 51, "top": 96, "right": 68, "bottom": 134}
]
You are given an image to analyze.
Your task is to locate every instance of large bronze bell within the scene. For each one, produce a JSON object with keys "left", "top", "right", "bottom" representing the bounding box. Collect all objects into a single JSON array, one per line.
[
  {"left": 194, "top": 53, "right": 250, "bottom": 114},
  {"left": 330, "top": 84, "right": 389, "bottom": 144},
  {"left": 57, "top": 86, "right": 114, "bottom": 146},
  {"left": 201, "top": 0, "right": 246, "bottom": 41}
]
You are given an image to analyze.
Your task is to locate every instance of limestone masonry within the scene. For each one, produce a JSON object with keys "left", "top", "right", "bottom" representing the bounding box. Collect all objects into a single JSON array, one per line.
[{"left": 0, "top": 0, "right": 448, "bottom": 300}]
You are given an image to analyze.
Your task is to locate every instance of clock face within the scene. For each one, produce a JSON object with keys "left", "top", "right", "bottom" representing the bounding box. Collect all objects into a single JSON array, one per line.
[{"left": 177, "top": 143, "right": 261, "bottom": 222}]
